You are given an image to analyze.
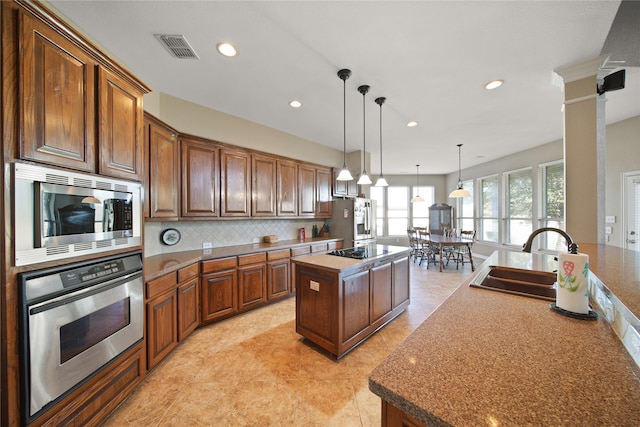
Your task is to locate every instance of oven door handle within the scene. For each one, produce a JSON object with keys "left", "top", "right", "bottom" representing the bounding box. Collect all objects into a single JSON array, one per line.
[{"left": 29, "top": 271, "right": 142, "bottom": 315}]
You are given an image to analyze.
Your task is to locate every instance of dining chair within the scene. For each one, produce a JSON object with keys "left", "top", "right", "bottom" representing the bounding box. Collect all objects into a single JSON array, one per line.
[
  {"left": 407, "top": 228, "right": 420, "bottom": 262},
  {"left": 454, "top": 230, "right": 476, "bottom": 268},
  {"left": 416, "top": 228, "right": 436, "bottom": 268}
]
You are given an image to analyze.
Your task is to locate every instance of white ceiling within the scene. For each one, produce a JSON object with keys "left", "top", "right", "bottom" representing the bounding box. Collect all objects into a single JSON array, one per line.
[{"left": 47, "top": 0, "right": 639, "bottom": 175}]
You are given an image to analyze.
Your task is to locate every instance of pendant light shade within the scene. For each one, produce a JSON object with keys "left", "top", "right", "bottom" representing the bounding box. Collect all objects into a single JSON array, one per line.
[
  {"left": 411, "top": 164, "right": 425, "bottom": 203},
  {"left": 357, "top": 85, "right": 372, "bottom": 185},
  {"left": 374, "top": 96, "right": 388, "bottom": 187},
  {"left": 336, "top": 69, "right": 353, "bottom": 181},
  {"left": 449, "top": 144, "right": 471, "bottom": 198}
]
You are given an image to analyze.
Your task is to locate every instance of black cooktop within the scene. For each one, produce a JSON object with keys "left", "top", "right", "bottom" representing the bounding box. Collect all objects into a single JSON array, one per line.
[{"left": 328, "top": 247, "right": 388, "bottom": 259}]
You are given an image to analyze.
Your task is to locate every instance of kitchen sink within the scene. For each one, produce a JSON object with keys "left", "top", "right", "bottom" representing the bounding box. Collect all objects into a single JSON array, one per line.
[{"left": 470, "top": 266, "right": 556, "bottom": 300}]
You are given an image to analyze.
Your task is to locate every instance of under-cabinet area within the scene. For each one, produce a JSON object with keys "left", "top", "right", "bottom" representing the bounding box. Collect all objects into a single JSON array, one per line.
[{"left": 144, "top": 238, "right": 343, "bottom": 369}]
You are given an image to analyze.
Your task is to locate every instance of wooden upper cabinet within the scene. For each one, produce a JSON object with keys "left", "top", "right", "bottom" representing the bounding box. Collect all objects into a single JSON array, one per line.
[
  {"left": 221, "top": 148, "right": 250, "bottom": 217},
  {"left": 146, "top": 116, "right": 179, "bottom": 218},
  {"left": 181, "top": 137, "right": 219, "bottom": 217},
  {"left": 19, "top": 11, "right": 96, "bottom": 172},
  {"left": 277, "top": 160, "right": 298, "bottom": 217},
  {"left": 251, "top": 154, "right": 277, "bottom": 217},
  {"left": 332, "top": 168, "right": 358, "bottom": 198},
  {"left": 298, "top": 165, "right": 316, "bottom": 217},
  {"left": 98, "top": 67, "right": 145, "bottom": 181},
  {"left": 316, "top": 167, "right": 332, "bottom": 218}
]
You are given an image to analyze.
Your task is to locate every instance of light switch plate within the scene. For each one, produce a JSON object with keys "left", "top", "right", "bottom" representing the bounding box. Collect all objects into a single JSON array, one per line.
[{"left": 605, "top": 226, "right": 612, "bottom": 234}]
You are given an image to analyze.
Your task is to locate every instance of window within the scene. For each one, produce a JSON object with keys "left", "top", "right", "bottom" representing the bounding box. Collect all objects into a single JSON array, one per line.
[
  {"left": 505, "top": 168, "right": 533, "bottom": 245},
  {"left": 412, "top": 186, "right": 434, "bottom": 228},
  {"left": 456, "top": 180, "right": 474, "bottom": 231},
  {"left": 370, "top": 186, "right": 384, "bottom": 236},
  {"left": 479, "top": 175, "right": 499, "bottom": 242},
  {"left": 387, "top": 187, "right": 409, "bottom": 236},
  {"left": 539, "top": 161, "right": 565, "bottom": 250}
]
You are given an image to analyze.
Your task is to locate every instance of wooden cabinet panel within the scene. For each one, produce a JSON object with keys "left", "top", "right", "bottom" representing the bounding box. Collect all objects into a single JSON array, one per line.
[
  {"left": 238, "top": 263, "right": 267, "bottom": 311},
  {"left": 392, "top": 257, "right": 410, "bottom": 309},
  {"left": 342, "top": 271, "right": 370, "bottom": 342},
  {"left": 371, "top": 263, "right": 393, "bottom": 325},
  {"left": 19, "top": 11, "right": 96, "bottom": 172},
  {"left": 316, "top": 167, "right": 333, "bottom": 218},
  {"left": 147, "top": 291, "right": 178, "bottom": 369},
  {"left": 178, "top": 277, "right": 199, "bottom": 341},
  {"left": 98, "top": 67, "right": 144, "bottom": 181},
  {"left": 333, "top": 168, "right": 358, "bottom": 198},
  {"left": 382, "top": 400, "right": 427, "bottom": 427},
  {"left": 201, "top": 269, "right": 237, "bottom": 322},
  {"left": 298, "top": 165, "right": 316, "bottom": 217},
  {"left": 252, "top": 154, "right": 277, "bottom": 216},
  {"left": 146, "top": 272, "right": 177, "bottom": 300},
  {"left": 268, "top": 259, "right": 290, "bottom": 300},
  {"left": 202, "top": 257, "right": 237, "bottom": 274},
  {"left": 221, "top": 149, "right": 250, "bottom": 217},
  {"left": 181, "top": 137, "right": 219, "bottom": 217},
  {"left": 238, "top": 252, "right": 267, "bottom": 266},
  {"left": 147, "top": 117, "right": 179, "bottom": 218},
  {"left": 277, "top": 160, "right": 298, "bottom": 216}
]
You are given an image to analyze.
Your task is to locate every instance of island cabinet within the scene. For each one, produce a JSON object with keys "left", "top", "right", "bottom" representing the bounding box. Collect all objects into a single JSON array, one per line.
[
  {"left": 294, "top": 246, "right": 410, "bottom": 358},
  {"left": 18, "top": 9, "right": 148, "bottom": 179},
  {"left": 145, "top": 115, "right": 179, "bottom": 219},
  {"left": 201, "top": 257, "right": 238, "bottom": 323},
  {"left": 146, "top": 262, "right": 200, "bottom": 370},
  {"left": 238, "top": 253, "right": 268, "bottom": 311},
  {"left": 181, "top": 136, "right": 219, "bottom": 217}
]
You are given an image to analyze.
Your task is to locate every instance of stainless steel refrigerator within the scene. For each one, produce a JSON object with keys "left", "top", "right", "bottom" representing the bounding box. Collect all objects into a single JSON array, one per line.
[{"left": 329, "top": 197, "right": 376, "bottom": 248}]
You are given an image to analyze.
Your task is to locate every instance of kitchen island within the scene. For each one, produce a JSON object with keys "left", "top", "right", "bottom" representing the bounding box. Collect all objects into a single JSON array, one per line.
[
  {"left": 369, "top": 249, "right": 640, "bottom": 426},
  {"left": 293, "top": 245, "right": 411, "bottom": 358}
]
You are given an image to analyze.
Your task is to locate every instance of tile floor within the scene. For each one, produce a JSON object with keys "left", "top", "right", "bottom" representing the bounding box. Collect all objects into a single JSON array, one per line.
[{"left": 103, "top": 258, "right": 478, "bottom": 426}]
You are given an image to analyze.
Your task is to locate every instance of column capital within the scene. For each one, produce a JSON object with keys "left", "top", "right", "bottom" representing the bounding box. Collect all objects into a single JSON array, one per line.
[{"left": 553, "top": 54, "right": 610, "bottom": 85}]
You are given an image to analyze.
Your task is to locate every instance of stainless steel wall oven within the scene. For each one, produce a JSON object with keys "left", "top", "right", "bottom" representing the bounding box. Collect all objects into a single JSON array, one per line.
[
  {"left": 19, "top": 251, "right": 144, "bottom": 424},
  {"left": 13, "top": 162, "right": 142, "bottom": 266}
]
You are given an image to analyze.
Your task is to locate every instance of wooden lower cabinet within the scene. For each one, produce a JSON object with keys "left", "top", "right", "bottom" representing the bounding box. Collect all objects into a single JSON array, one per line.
[
  {"left": 381, "top": 400, "right": 427, "bottom": 427},
  {"left": 267, "top": 249, "right": 291, "bottom": 300},
  {"left": 201, "top": 257, "right": 238, "bottom": 323},
  {"left": 238, "top": 253, "right": 267, "bottom": 311},
  {"left": 146, "top": 263, "right": 199, "bottom": 370},
  {"left": 371, "top": 263, "right": 393, "bottom": 326}
]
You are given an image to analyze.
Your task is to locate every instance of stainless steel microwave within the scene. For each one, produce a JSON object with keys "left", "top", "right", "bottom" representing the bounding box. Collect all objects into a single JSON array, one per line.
[{"left": 13, "top": 162, "right": 142, "bottom": 266}]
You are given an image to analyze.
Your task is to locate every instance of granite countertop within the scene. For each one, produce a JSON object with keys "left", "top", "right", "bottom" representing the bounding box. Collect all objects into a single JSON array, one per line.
[
  {"left": 369, "top": 248, "right": 640, "bottom": 426},
  {"left": 291, "top": 244, "right": 411, "bottom": 274},
  {"left": 144, "top": 237, "right": 342, "bottom": 282}
]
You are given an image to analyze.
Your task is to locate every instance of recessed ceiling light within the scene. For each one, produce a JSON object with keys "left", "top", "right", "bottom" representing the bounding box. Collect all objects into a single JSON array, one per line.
[
  {"left": 216, "top": 42, "right": 237, "bottom": 57},
  {"left": 406, "top": 121, "right": 418, "bottom": 127},
  {"left": 485, "top": 80, "right": 503, "bottom": 90},
  {"left": 289, "top": 100, "right": 302, "bottom": 108}
]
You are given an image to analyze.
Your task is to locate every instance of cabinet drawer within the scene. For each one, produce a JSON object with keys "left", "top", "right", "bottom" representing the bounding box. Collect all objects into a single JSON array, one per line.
[
  {"left": 146, "top": 272, "right": 177, "bottom": 300},
  {"left": 238, "top": 252, "right": 267, "bottom": 266},
  {"left": 311, "top": 243, "right": 328, "bottom": 253},
  {"left": 202, "top": 257, "right": 237, "bottom": 274},
  {"left": 267, "top": 249, "right": 290, "bottom": 261},
  {"left": 290, "top": 246, "right": 311, "bottom": 257},
  {"left": 178, "top": 263, "right": 199, "bottom": 283}
]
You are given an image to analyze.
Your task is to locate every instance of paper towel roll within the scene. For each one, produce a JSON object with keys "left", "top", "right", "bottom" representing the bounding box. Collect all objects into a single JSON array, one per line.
[{"left": 556, "top": 252, "right": 590, "bottom": 314}]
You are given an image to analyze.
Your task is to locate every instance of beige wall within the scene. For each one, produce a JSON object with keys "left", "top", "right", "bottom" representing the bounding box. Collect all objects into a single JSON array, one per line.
[{"left": 144, "top": 92, "right": 344, "bottom": 169}]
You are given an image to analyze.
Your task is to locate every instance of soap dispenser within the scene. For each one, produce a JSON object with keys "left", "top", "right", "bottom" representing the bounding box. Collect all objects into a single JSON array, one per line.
[{"left": 552, "top": 243, "right": 597, "bottom": 319}]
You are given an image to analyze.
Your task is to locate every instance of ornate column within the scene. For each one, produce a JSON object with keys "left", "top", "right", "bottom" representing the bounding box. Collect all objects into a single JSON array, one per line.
[{"left": 553, "top": 55, "right": 609, "bottom": 244}]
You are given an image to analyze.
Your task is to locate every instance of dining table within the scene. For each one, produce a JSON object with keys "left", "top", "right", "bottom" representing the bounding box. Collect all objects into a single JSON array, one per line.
[{"left": 426, "top": 234, "right": 475, "bottom": 272}]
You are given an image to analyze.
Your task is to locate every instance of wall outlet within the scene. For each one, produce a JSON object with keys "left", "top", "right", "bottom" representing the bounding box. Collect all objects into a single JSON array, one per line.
[
  {"left": 252, "top": 237, "right": 260, "bottom": 244},
  {"left": 606, "top": 215, "right": 616, "bottom": 224},
  {"left": 310, "top": 280, "right": 320, "bottom": 292},
  {"left": 202, "top": 242, "right": 212, "bottom": 249}
]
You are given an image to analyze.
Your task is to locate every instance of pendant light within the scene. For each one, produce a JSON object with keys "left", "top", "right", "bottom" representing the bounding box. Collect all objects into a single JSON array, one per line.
[
  {"left": 357, "top": 85, "right": 372, "bottom": 185},
  {"left": 449, "top": 143, "right": 471, "bottom": 198},
  {"left": 411, "top": 164, "right": 425, "bottom": 203},
  {"left": 336, "top": 69, "right": 354, "bottom": 181},
  {"left": 374, "top": 97, "right": 388, "bottom": 187}
]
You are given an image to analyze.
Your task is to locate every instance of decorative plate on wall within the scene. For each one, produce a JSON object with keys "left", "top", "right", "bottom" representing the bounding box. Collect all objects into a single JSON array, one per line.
[{"left": 160, "top": 228, "right": 181, "bottom": 246}]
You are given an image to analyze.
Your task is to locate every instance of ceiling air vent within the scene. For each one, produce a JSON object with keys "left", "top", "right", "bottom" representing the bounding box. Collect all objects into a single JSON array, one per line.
[{"left": 154, "top": 34, "right": 199, "bottom": 59}]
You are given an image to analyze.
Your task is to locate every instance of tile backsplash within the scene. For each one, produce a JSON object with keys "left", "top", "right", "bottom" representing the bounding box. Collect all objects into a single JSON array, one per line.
[{"left": 145, "top": 219, "right": 327, "bottom": 257}]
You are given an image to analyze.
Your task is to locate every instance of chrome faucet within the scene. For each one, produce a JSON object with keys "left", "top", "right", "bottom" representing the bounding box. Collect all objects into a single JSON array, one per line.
[{"left": 522, "top": 227, "right": 574, "bottom": 253}]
